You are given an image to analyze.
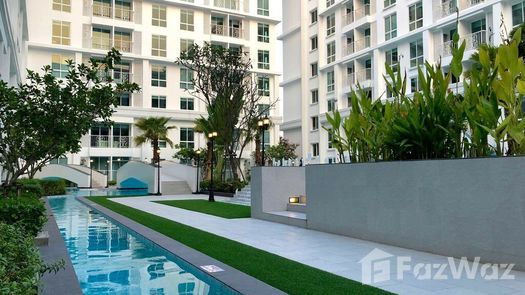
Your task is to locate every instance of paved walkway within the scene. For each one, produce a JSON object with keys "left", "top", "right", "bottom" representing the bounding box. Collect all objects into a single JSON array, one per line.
[{"left": 111, "top": 195, "right": 525, "bottom": 295}]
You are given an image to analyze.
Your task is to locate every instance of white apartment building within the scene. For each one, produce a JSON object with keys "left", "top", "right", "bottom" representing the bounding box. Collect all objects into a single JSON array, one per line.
[
  {"left": 26, "top": 0, "right": 281, "bottom": 179},
  {"left": 280, "top": 0, "right": 523, "bottom": 164}
]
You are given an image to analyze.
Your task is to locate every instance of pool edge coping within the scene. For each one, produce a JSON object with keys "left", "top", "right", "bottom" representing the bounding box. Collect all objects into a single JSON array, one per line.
[
  {"left": 77, "top": 196, "right": 287, "bottom": 295},
  {"left": 38, "top": 199, "right": 83, "bottom": 295}
]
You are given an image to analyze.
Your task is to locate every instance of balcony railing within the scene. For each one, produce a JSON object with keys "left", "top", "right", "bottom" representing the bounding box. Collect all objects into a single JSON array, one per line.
[
  {"left": 115, "top": 7, "right": 133, "bottom": 21},
  {"left": 211, "top": 24, "right": 243, "bottom": 38},
  {"left": 436, "top": 0, "right": 457, "bottom": 19},
  {"left": 437, "top": 30, "right": 488, "bottom": 57},
  {"left": 114, "top": 39, "right": 132, "bottom": 52},
  {"left": 92, "top": 37, "right": 111, "bottom": 50},
  {"left": 93, "top": 4, "right": 111, "bottom": 18},
  {"left": 113, "top": 72, "right": 132, "bottom": 83},
  {"left": 91, "top": 135, "right": 132, "bottom": 148},
  {"left": 213, "top": 0, "right": 239, "bottom": 10},
  {"left": 465, "top": 0, "right": 484, "bottom": 9},
  {"left": 344, "top": 42, "right": 354, "bottom": 56},
  {"left": 356, "top": 69, "right": 372, "bottom": 82},
  {"left": 354, "top": 36, "right": 371, "bottom": 52},
  {"left": 344, "top": 4, "right": 373, "bottom": 25},
  {"left": 346, "top": 72, "right": 356, "bottom": 87}
]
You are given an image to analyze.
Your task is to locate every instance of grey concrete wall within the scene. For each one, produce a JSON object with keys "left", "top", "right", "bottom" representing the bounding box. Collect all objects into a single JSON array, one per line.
[
  {"left": 251, "top": 167, "right": 305, "bottom": 224},
  {"left": 306, "top": 157, "right": 525, "bottom": 270}
]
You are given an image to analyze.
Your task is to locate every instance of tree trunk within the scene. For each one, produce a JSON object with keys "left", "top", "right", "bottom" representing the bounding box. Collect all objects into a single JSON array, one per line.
[{"left": 254, "top": 134, "right": 261, "bottom": 166}]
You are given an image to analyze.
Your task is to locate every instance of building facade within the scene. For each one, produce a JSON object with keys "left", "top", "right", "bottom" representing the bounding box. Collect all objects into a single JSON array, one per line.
[
  {"left": 26, "top": 0, "right": 281, "bottom": 179},
  {"left": 280, "top": 0, "right": 522, "bottom": 164}
]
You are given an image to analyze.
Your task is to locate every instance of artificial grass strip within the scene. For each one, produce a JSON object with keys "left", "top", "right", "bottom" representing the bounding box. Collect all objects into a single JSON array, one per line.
[
  {"left": 154, "top": 199, "right": 251, "bottom": 219},
  {"left": 88, "top": 196, "right": 391, "bottom": 295}
]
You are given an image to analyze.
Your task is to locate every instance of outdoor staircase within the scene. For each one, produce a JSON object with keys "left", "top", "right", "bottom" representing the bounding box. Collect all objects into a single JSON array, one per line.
[
  {"left": 162, "top": 181, "right": 192, "bottom": 195},
  {"left": 230, "top": 184, "right": 251, "bottom": 206}
]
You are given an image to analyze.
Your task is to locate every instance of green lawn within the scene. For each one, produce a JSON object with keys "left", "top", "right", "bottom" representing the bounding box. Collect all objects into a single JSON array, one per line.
[
  {"left": 154, "top": 199, "right": 251, "bottom": 219},
  {"left": 88, "top": 196, "right": 391, "bottom": 295}
]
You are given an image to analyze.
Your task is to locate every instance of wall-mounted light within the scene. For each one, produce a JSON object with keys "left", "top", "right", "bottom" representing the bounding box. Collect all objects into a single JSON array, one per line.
[{"left": 289, "top": 196, "right": 299, "bottom": 204}]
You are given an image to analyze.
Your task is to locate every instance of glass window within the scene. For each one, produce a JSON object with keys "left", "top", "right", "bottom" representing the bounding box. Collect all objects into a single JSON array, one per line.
[
  {"left": 471, "top": 18, "right": 486, "bottom": 33},
  {"left": 152, "top": 95, "right": 167, "bottom": 108},
  {"left": 180, "top": 128, "right": 195, "bottom": 148},
  {"left": 311, "top": 62, "right": 318, "bottom": 77},
  {"left": 258, "top": 76, "right": 270, "bottom": 96},
  {"left": 328, "top": 130, "right": 334, "bottom": 149},
  {"left": 385, "top": 14, "right": 397, "bottom": 40},
  {"left": 151, "top": 65, "right": 167, "bottom": 87},
  {"left": 51, "top": 54, "right": 72, "bottom": 78},
  {"left": 152, "top": 5, "right": 167, "bottom": 27},
  {"left": 258, "top": 50, "right": 270, "bottom": 69},
  {"left": 115, "top": 0, "right": 132, "bottom": 21},
  {"left": 410, "top": 39, "right": 424, "bottom": 68},
  {"left": 326, "top": 14, "right": 336, "bottom": 36},
  {"left": 53, "top": 0, "right": 71, "bottom": 12},
  {"left": 257, "top": 0, "right": 269, "bottom": 16},
  {"left": 327, "top": 99, "right": 337, "bottom": 112},
  {"left": 180, "top": 39, "right": 194, "bottom": 54},
  {"left": 311, "top": 89, "right": 319, "bottom": 104},
  {"left": 513, "top": 2, "right": 525, "bottom": 27},
  {"left": 327, "top": 41, "right": 336, "bottom": 64},
  {"left": 311, "top": 35, "right": 318, "bottom": 50},
  {"left": 326, "top": 0, "right": 335, "bottom": 8},
  {"left": 118, "top": 93, "right": 130, "bottom": 106},
  {"left": 180, "top": 10, "right": 194, "bottom": 31},
  {"left": 312, "top": 143, "right": 319, "bottom": 157},
  {"left": 384, "top": 0, "right": 396, "bottom": 8},
  {"left": 310, "top": 9, "right": 318, "bottom": 24},
  {"left": 151, "top": 35, "right": 167, "bottom": 57},
  {"left": 180, "top": 68, "right": 194, "bottom": 89},
  {"left": 52, "top": 20, "right": 70, "bottom": 45},
  {"left": 410, "top": 77, "right": 421, "bottom": 92},
  {"left": 93, "top": 0, "right": 111, "bottom": 18},
  {"left": 257, "top": 23, "right": 270, "bottom": 43},
  {"left": 327, "top": 70, "right": 335, "bottom": 92},
  {"left": 409, "top": 2, "right": 423, "bottom": 31},
  {"left": 385, "top": 47, "right": 398, "bottom": 72},
  {"left": 113, "top": 60, "right": 131, "bottom": 83},
  {"left": 258, "top": 104, "right": 270, "bottom": 117},
  {"left": 311, "top": 116, "right": 319, "bottom": 130},
  {"left": 180, "top": 97, "right": 194, "bottom": 110}
]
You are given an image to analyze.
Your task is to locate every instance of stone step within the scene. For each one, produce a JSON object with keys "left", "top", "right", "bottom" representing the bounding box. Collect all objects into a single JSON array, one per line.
[{"left": 287, "top": 203, "right": 306, "bottom": 213}]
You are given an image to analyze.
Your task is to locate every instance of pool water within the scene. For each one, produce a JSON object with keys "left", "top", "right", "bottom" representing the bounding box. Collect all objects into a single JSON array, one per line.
[{"left": 48, "top": 192, "right": 240, "bottom": 295}]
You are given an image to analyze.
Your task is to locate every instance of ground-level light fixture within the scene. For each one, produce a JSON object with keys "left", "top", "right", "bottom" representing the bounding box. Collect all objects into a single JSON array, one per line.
[{"left": 289, "top": 196, "right": 300, "bottom": 204}]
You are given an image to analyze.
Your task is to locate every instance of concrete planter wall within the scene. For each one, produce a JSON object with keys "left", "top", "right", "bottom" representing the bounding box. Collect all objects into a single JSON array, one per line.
[{"left": 252, "top": 157, "right": 525, "bottom": 270}]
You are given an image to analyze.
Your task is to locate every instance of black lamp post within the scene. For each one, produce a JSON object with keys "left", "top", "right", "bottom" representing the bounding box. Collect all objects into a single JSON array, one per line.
[
  {"left": 156, "top": 149, "right": 162, "bottom": 196},
  {"left": 89, "top": 159, "right": 94, "bottom": 188},
  {"left": 257, "top": 118, "right": 271, "bottom": 166},
  {"left": 106, "top": 160, "right": 110, "bottom": 188},
  {"left": 195, "top": 150, "right": 201, "bottom": 194},
  {"left": 208, "top": 131, "right": 218, "bottom": 202}
]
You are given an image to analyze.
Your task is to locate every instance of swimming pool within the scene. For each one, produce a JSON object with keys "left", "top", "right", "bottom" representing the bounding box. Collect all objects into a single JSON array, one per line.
[{"left": 48, "top": 192, "right": 240, "bottom": 295}]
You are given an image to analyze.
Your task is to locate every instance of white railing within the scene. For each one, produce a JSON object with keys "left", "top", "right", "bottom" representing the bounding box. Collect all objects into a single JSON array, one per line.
[
  {"left": 436, "top": 0, "right": 457, "bottom": 19},
  {"left": 211, "top": 24, "right": 227, "bottom": 36},
  {"left": 355, "top": 4, "right": 373, "bottom": 20},
  {"left": 356, "top": 69, "right": 372, "bottom": 82},
  {"left": 92, "top": 37, "right": 111, "bottom": 50},
  {"left": 91, "top": 135, "right": 132, "bottom": 148},
  {"left": 437, "top": 30, "right": 488, "bottom": 57},
  {"left": 466, "top": 0, "right": 484, "bottom": 9},
  {"left": 93, "top": 4, "right": 111, "bottom": 18},
  {"left": 229, "top": 27, "right": 244, "bottom": 38},
  {"left": 346, "top": 72, "right": 356, "bottom": 87},
  {"left": 214, "top": 0, "right": 239, "bottom": 10},
  {"left": 344, "top": 11, "right": 354, "bottom": 25},
  {"left": 115, "top": 7, "right": 133, "bottom": 21},
  {"left": 354, "top": 36, "right": 371, "bottom": 52},
  {"left": 113, "top": 72, "right": 132, "bottom": 83},
  {"left": 114, "top": 39, "right": 132, "bottom": 52},
  {"left": 344, "top": 42, "right": 355, "bottom": 56}
]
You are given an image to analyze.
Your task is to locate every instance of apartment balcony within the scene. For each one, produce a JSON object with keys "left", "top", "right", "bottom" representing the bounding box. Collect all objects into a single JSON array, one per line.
[
  {"left": 115, "top": 7, "right": 133, "bottom": 21},
  {"left": 211, "top": 25, "right": 244, "bottom": 39},
  {"left": 343, "top": 4, "right": 374, "bottom": 26},
  {"left": 91, "top": 38, "right": 132, "bottom": 53},
  {"left": 213, "top": 0, "right": 239, "bottom": 10},
  {"left": 113, "top": 72, "right": 132, "bottom": 84},
  {"left": 114, "top": 39, "right": 132, "bottom": 53},
  {"left": 464, "top": 0, "right": 484, "bottom": 9},
  {"left": 90, "top": 135, "right": 132, "bottom": 148},
  {"left": 356, "top": 69, "right": 372, "bottom": 83},
  {"left": 346, "top": 72, "right": 355, "bottom": 87},
  {"left": 435, "top": 0, "right": 457, "bottom": 19},
  {"left": 93, "top": 4, "right": 111, "bottom": 18},
  {"left": 347, "top": 36, "right": 371, "bottom": 54},
  {"left": 437, "top": 30, "right": 488, "bottom": 57}
]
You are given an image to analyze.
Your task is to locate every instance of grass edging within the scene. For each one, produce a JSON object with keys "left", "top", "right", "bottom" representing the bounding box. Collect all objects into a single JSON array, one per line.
[
  {"left": 154, "top": 199, "right": 251, "bottom": 219},
  {"left": 88, "top": 196, "right": 390, "bottom": 295}
]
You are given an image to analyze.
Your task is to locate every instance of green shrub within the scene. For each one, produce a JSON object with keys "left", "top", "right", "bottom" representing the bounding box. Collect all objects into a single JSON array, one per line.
[
  {"left": 0, "top": 223, "right": 41, "bottom": 295},
  {"left": 108, "top": 180, "right": 117, "bottom": 186},
  {"left": 199, "top": 180, "right": 247, "bottom": 193},
  {"left": 40, "top": 179, "right": 66, "bottom": 196},
  {"left": 0, "top": 198, "right": 47, "bottom": 237}
]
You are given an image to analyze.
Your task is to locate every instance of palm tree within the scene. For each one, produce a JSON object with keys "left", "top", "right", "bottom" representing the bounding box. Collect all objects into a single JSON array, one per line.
[{"left": 135, "top": 117, "right": 176, "bottom": 163}]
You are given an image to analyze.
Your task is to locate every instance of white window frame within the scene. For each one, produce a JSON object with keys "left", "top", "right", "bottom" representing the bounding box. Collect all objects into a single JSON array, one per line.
[
  {"left": 410, "top": 39, "right": 424, "bottom": 68},
  {"left": 53, "top": 0, "right": 71, "bottom": 12},
  {"left": 409, "top": 2, "right": 423, "bottom": 31},
  {"left": 52, "top": 20, "right": 70, "bottom": 45},
  {"left": 151, "top": 65, "right": 167, "bottom": 87},
  {"left": 180, "top": 97, "right": 194, "bottom": 110},
  {"left": 327, "top": 70, "right": 335, "bottom": 92},
  {"left": 258, "top": 50, "right": 270, "bottom": 70},
  {"left": 180, "top": 9, "right": 195, "bottom": 31},
  {"left": 152, "top": 95, "right": 167, "bottom": 109},
  {"left": 327, "top": 41, "right": 336, "bottom": 64},
  {"left": 152, "top": 4, "right": 167, "bottom": 27},
  {"left": 151, "top": 35, "right": 167, "bottom": 57},
  {"left": 257, "top": 23, "right": 270, "bottom": 43},
  {"left": 384, "top": 14, "right": 397, "bottom": 41},
  {"left": 326, "top": 14, "right": 336, "bottom": 36},
  {"left": 180, "top": 68, "right": 194, "bottom": 89}
]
